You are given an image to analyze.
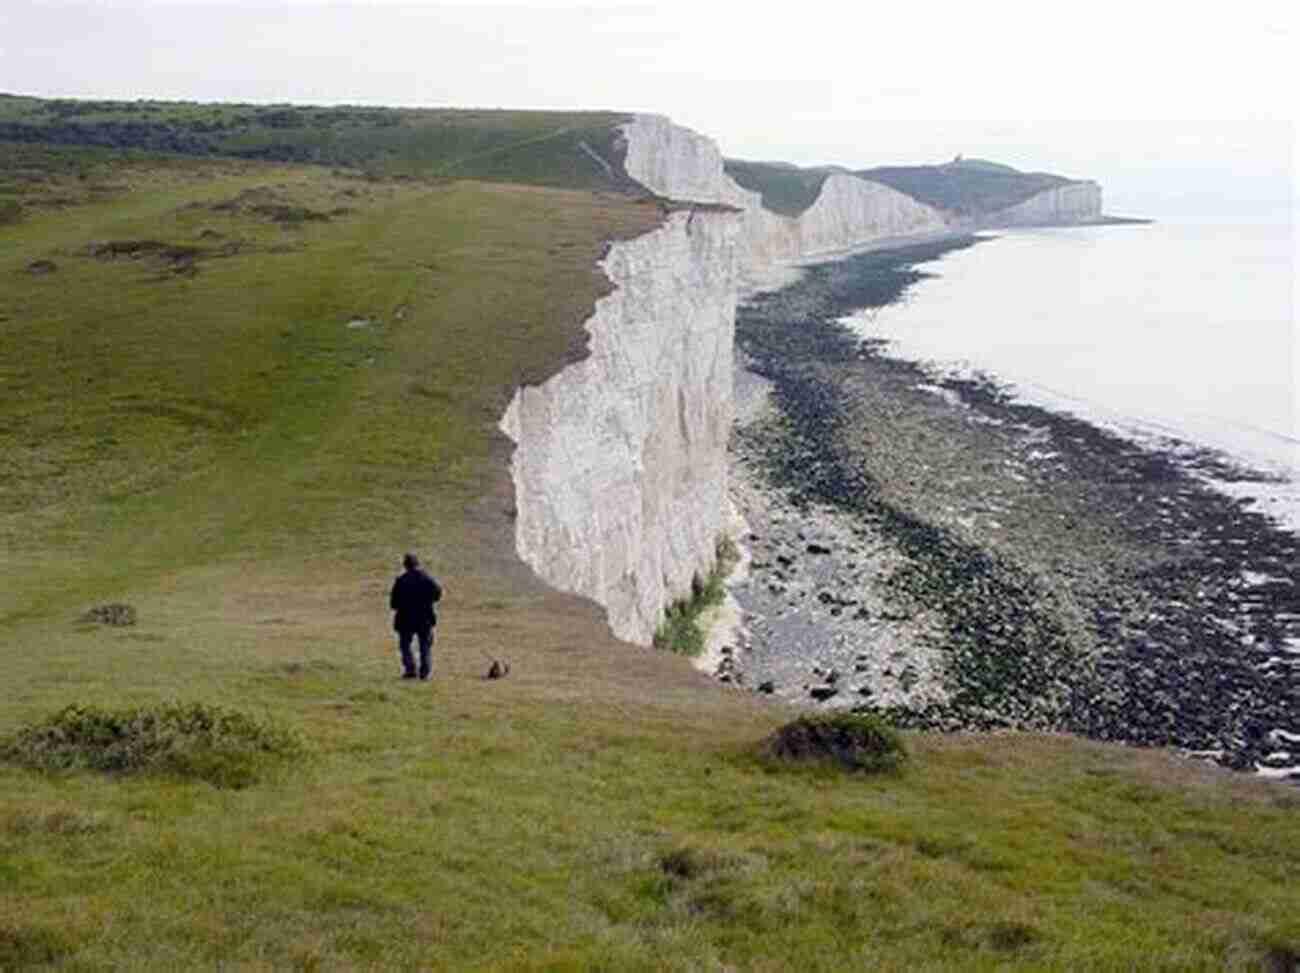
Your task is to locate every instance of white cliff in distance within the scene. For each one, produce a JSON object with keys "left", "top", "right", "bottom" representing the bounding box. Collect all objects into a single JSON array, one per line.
[{"left": 501, "top": 113, "right": 1104, "bottom": 646}]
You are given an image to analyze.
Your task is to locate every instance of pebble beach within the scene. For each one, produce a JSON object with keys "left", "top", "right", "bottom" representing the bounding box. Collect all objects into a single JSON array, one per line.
[{"left": 709, "top": 237, "right": 1300, "bottom": 780}]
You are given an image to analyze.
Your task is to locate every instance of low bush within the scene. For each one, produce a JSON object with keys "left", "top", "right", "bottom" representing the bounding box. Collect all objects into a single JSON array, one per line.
[
  {"left": 764, "top": 712, "right": 907, "bottom": 774},
  {"left": 1, "top": 701, "right": 303, "bottom": 788},
  {"left": 0, "top": 198, "right": 22, "bottom": 225}
]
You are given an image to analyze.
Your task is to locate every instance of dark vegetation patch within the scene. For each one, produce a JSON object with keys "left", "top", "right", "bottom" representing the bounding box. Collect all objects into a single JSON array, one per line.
[
  {"left": 657, "top": 845, "right": 725, "bottom": 881},
  {"left": 1, "top": 702, "right": 303, "bottom": 788},
  {"left": 1263, "top": 943, "right": 1299, "bottom": 973},
  {"left": 723, "top": 159, "right": 830, "bottom": 216},
  {"left": 79, "top": 237, "right": 247, "bottom": 276},
  {"left": 0, "top": 198, "right": 21, "bottom": 224},
  {"left": 24, "top": 258, "right": 56, "bottom": 274},
  {"left": 0, "top": 924, "right": 74, "bottom": 969},
  {"left": 764, "top": 712, "right": 907, "bottom": 773},
  {"left": 78, "top": 602, "right": 137, "bottom": 626},
  {"left": 204, "top": 187, "right": 338, "bottom": 224}
]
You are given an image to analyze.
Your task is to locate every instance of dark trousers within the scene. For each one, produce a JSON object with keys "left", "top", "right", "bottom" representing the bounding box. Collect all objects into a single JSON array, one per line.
[{"left": 397, "top": 627, "right": 434, "bottom": 678}]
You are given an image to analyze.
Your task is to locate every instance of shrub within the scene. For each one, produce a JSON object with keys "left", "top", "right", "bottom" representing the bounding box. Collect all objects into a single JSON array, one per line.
[
  {"left": 78, "top": 602, "right": 137, "bottom": 626},
  {"left": 1, "top": 702, "right": 303, "bottom": 788},
  {"left": 0, "top": 198, "right": 22, "bottom": 225},
  {"left": 764, "top": 712, "right": 907, "bottom": 774}
]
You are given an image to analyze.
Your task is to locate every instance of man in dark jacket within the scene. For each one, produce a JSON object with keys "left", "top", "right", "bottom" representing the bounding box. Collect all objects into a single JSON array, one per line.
[{"left": 389, "top": 553, "right": 443, "bottom": 680}]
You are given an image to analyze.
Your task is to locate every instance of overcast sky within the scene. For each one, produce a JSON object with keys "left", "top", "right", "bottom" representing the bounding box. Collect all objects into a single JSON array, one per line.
[{"left": 2, "top": 0, "right": 1295, "bottom": 223}]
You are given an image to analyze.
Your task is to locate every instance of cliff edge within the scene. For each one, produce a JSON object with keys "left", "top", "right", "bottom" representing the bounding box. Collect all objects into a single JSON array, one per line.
[{"left": 500, "top": 115, "right": 955, "bottom": 646}]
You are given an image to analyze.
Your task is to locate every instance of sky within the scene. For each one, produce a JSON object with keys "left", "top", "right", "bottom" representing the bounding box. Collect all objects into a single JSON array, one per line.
[{"left": 1, "top": 0, "right": 1296, "bottom": 225}]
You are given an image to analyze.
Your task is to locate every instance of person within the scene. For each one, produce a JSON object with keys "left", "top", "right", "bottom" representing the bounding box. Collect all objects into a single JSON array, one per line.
[{"left": 389, "top": 553, "right": 443, "bottom": 680}]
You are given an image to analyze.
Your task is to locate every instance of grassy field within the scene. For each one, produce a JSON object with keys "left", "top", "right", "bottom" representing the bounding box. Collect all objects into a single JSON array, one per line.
[{"left": 1, "top": 127, "right": 1298, "bottom": 970}]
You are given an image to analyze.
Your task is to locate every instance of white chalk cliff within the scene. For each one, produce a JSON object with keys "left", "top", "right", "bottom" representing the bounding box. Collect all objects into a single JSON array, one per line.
[
  {"left": 985, "top": 181, "right": 1103, "bottom": 227},
  {"left": 618, "top": 115, "right": 948, "bottom": 274},
  {"left": 500, "top": 209, "right": 738, "bottom": 644},
  {"left": 500, "top": 114, "right": 1096, "bottom": 645}
]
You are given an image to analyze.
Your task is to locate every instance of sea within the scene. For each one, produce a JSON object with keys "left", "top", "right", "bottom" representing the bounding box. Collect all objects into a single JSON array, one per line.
[{"left": 846, "top": 220, "right": 1298, "bottom": 531}]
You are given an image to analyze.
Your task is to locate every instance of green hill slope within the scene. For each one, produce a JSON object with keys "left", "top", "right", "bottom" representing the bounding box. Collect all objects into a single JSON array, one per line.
[
  {"left": 722, "top": 153, "right": 1083, "bottom": 221},
  {"left": 856, "top": 159, "right": 1076, "bottom": 217},
  {"left": 723, "top": 159, "right": 830, "bottom": 216},
  {"left": 0, "top": 112, "right": 1296, "bottom": 970}
]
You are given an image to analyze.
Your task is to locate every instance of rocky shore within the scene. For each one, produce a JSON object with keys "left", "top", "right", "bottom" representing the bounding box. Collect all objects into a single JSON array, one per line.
[{"left": 712, "top": 238, "right": 1300, "bottom": 779}]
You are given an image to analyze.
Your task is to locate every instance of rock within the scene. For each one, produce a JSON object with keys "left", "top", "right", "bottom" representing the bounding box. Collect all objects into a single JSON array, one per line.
[
  {"left": 486, "top": 659, "right": 511, "bottom": 679},
  {"left": 757, "top": 680, "right": 775, "bottom": 694},
  {"left": 809, "top": 685, "right": 839, "bottom": 702},
  {"left": 25, "top": 259, "right": 57, "bottom": 275},
  {"left": 806, "top": 543, "right": 832, "bottom": 555}
]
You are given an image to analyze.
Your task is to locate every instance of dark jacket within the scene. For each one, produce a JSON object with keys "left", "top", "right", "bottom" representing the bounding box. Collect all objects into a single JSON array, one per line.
[{"left": 390, "top": 569, "right": 442, "bottom": 633}]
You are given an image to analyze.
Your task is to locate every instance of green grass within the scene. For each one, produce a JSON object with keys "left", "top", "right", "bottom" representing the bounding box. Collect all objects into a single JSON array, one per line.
[
  {"left": 653, "top": 537, "right": 738, "bottom": 655},
  {"left": 0, "top": 96, "right": 638, "bottom": 191},
  {"left": 723, "top": 159, "right": 831, "bottom": 217},
  {"left": 1, "top": 140, "right": 1298, "bottom": 969}
]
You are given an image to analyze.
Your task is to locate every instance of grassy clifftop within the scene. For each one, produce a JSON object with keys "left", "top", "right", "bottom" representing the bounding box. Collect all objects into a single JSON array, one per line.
[
  {"left": 0, "top": 109, "right": 1296, "bottom": 969},
  {"left": 0, "top": 94, "right": 635, "bottom": 190}
]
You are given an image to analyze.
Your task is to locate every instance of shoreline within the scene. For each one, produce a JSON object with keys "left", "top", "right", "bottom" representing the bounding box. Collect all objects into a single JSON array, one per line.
[{"left": 709, "top": 236, "right": 1300, "bottom": 780}]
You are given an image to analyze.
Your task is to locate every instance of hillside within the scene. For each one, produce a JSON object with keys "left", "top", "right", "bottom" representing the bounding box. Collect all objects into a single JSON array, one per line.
[
  {"left": 1, "top": 102, "right": 1296, "bottom": 969},
  {"left": 856, "top": 159, "right": 1080, "bottom": 218},
  {"left": 722, "top": 158, "right": 830, "bottom": 216},
  {"left": 722, "top": 155, "right": 1092, "bottom": 222}
]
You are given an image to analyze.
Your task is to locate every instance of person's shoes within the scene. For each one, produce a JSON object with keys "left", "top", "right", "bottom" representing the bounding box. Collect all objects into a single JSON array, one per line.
[
  {"left": 418, "top": 672, "right": 430, "bottom": 681},
  {"left": 401, "top": 672, "right": 417, "bottom": 680}
]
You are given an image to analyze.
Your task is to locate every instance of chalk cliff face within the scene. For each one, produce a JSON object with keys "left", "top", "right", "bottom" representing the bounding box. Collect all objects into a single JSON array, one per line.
[
  {"left": 500, "top": 209, "right": 738, "bottom": 644},
  {"left": 501, "top": 114, "right": 1096, "bottom": 648},
  {"left": 620, "top": 115, "right": 947, "bottom": 274},
  {"left": 986, "top": 181, "right": 1102, "bottom": 227}
]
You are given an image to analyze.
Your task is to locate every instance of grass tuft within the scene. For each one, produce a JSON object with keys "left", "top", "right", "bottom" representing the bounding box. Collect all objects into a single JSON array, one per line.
[
  {"left": 1, "top": 701, "right": 303, "bottom": 788},
  {"left": 764, "top": 712, "right": 908, "bottom": 774},
  {"left": 653, "top": 535, "right": 739, "bottom": 654}
]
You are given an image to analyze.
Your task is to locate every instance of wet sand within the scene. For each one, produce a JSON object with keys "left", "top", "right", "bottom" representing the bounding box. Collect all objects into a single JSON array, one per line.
[{"left": 714, "top": 237, "right": 1300, "bottom": 779}]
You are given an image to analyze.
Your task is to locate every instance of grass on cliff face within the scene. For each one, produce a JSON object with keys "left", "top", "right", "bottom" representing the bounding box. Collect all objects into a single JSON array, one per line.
[
  {"left": 1, "top": 146, "right": 1299, "bottom": 970},
  {"left": 653, "top": 537, "right": 739, "bottom": 655}
]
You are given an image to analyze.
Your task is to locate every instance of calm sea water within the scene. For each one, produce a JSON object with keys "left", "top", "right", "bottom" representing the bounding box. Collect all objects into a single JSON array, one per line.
[{"left": 848, "top": 221, "right": 1298, "bottom": 531}]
